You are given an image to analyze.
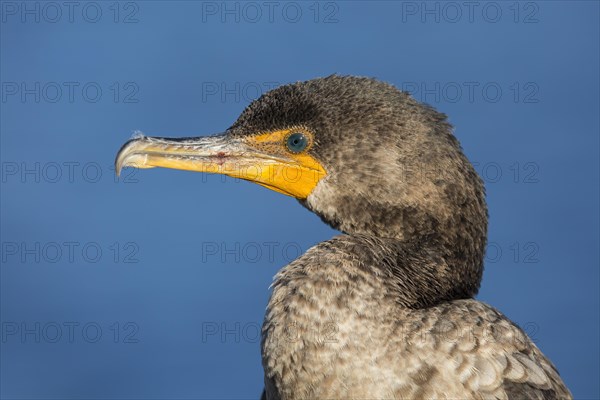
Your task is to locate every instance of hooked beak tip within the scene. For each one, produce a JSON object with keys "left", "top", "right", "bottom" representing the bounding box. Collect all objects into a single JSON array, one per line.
[{"left": 115, "top": 137, "right": 149, "bottom": 177}]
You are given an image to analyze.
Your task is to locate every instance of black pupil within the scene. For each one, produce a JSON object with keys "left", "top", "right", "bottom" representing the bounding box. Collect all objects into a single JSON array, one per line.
[{"left": 288, "top": 133, "right": 307, "bottom": 152}]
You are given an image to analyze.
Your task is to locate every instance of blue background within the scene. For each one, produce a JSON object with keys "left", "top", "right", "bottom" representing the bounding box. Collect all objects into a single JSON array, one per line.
[{"left": 1, "top": 1, "right": 598, "bottom": 398}]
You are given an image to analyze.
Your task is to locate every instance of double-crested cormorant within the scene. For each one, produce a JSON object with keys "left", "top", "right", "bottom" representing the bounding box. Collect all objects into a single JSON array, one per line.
[{"left": 115, "top": 75, "right": 572, "bottom": 399}]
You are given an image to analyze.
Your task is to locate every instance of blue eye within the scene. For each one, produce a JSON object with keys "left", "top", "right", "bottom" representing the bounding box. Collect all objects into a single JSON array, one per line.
[{"left": 286, "top": 132, "right": 309, "bottom": 153}]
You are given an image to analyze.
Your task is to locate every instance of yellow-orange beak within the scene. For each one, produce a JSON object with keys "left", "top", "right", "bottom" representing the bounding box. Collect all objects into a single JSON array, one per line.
[{"left": 115, "top": 133, "right": 326, "bottom": 199}]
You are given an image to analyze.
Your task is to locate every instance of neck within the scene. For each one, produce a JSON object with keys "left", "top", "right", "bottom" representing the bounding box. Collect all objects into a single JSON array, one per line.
[
  {"left": 334, "top": 231, "right": 483, "bottom": 309},
  {"left": 304, "top": 193, "right": 487, "bottom": 308}
]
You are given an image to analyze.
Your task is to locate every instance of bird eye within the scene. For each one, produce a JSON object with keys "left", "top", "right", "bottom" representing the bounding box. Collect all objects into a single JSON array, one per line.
[{"left": 286, "top": 132, "right": 309, "bottom": 153}]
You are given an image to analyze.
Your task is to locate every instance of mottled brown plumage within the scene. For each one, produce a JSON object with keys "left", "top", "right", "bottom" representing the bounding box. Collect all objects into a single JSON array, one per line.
[{"left": 230, "top": 76, "right": 570, "bottom": 399}]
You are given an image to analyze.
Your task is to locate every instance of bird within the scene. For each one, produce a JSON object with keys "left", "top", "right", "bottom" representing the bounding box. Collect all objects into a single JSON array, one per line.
[{"left": 115, "top": 75, "right": 572, "bottom": 399}]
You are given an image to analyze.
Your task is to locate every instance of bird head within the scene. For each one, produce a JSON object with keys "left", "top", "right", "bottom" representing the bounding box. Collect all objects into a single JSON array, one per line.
[{"left": 116, "top": 75, "right": 487, "bottom": 260}]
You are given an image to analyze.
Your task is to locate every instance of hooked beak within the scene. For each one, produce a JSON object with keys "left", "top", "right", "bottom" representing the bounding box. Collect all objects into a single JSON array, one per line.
[{"left": 115, "top": 133, "right": 326, "bottom": 199}]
